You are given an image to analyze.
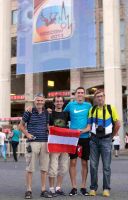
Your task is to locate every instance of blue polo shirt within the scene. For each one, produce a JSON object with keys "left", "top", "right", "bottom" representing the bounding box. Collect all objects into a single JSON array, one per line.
[
  {"left": 64, "top": 101, "right": 91, "bottom": 138},
  {"left": 22, "top": 108, "right": 49, "bottom": 142}
]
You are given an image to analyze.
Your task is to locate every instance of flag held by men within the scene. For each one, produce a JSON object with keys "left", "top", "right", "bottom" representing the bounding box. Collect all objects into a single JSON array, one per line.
[{"left": 48, "top": 126, "right": 80, "bottom": 154}]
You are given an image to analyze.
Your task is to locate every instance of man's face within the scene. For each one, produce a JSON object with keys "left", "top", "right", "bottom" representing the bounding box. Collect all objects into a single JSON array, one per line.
[
  {"left": 95, "top": 92, "right": 105, "bottom": 106},
  {"left": 54, "top": 97, "right": 64, "bottom": 110},
  {"left": 75, "top": 89, "right": 85, "bottom": 103},
  {"left": 34, "top": 96, "right": 45, "bottom": 109}
]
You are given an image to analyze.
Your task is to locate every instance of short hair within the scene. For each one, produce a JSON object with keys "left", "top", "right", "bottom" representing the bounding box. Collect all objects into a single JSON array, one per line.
[
  {"left": 94, "top": 89, "right": 105, "bottom": 97},
  {"left": 53, "top": 95, "right": 65, "bottom": 103},
  {"left": 34, "top": 92, "right": 44, "bottom": 100},
  {"left": 75, "top": 87, "right": 85, "bottom": 94}
]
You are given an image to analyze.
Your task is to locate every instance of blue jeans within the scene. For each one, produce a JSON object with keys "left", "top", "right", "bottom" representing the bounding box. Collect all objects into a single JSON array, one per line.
[
  {"left": 0, "top": 144, "right": 6, "bottom": 159},
  {"left": 90, "top": 135, "right": 112, "bottom": 191}
]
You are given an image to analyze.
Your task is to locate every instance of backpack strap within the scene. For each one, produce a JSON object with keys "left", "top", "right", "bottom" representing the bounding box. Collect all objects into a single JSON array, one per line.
[
  {"left": 27, "top": 108, "right": 49, "bottom": 124},
  {"left": 91, "top": 105, "right": 97, "bottom": 124},
  {"left": 91, "top": 105, "right": 97, "bottom": 116},
  {"left": 107, "top": 104, "right": 114, "bottom": 125}
]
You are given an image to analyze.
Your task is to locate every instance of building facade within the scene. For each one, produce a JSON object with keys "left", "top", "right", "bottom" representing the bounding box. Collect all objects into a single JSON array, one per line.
[{"left": 0, "top": 0, "right": 127, "bottom": 118}]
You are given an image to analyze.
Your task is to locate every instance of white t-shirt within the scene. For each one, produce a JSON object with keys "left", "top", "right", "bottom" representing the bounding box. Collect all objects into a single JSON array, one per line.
[
  {"left": 113, "top": 135, "right": 120, "bottom": 146},
  {"left": 0, "top": 132, "right": 6, "bottom": 146}
]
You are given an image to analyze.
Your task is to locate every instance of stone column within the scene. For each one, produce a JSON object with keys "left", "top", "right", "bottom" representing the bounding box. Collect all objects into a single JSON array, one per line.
[
  {"left": 25, "top": 73, "right": 43, "bottom": 108},
  {"left": 0, "top": 0, "right": 11, "bottom": 117},
  {"left": 124, "top": 1, "right": 128, "bottom": 107},
  {"left": 25, "top": 74, "right": 34, "bottom": 108},
  {"left": 103, "top": 0, "right": 124, "bottom": 147},
  {"left": 33, "top": 73, "right": 43, "bottom": 95},
  {"left": 70, "top": 69, "right": 82, "bottom": 92}
]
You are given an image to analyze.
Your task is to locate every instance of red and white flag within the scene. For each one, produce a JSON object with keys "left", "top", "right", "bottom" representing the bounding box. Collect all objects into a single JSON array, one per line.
[{"left": 48, "top": 126, "right": 81, "bottom": 154}]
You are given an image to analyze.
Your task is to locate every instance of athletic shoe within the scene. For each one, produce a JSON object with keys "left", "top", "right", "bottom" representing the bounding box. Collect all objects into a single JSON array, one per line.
[
  {"left": 40, "top": 190, "right": 52, "bottom": 198},
  {"left": 69, "top": 188, "right": 77, "bottom": 196},
  {"left": 80, "top": 188, "right": 89, "bottom": 196},
  {"left": 103, "top": 189, "right": 110, "bottom": 197},
  {"left": 56, "top": 189, "right": 66, "bottom": 196},
  {"left": 24, "top": 191, "right": 32, "bottom": 199},
  {"left": 89, "top": 190, "right": 97, "bottom": 196},
  {"left": 49, "top": 191, "right": 57, "bottom": 197}
]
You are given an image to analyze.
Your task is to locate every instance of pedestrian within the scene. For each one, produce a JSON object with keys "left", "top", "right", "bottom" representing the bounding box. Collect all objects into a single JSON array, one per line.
[
  {"left": 113, "top": 135, "right": 120, "bottom": 157},
  {"left": 88, "top": 89, "right": 121, "bottom": 197},
  {"left": 0, "top": 127, "right": 7, "bottom": 161},
  {"left": 11, "top": 124, "right": 22, "bottom": 162},
  {"left": 19, "top": 93, "right": 52, "bottom": 199},
  {"left": 125, "top": 132, "right": 128, "bottom": 149},
  {"left": 64, "top": 87, "right": 91, "bottom": 196},
  {"left": 48, "top": 95, "right": 70, "bottom": 196}
]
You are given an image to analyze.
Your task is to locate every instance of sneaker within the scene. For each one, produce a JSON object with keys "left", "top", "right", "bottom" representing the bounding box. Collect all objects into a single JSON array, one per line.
[
  {"left": 89, "top": 190, "right": 97, "bottom": 196},
  {"left": 103, "top": 189, "right": 110, "bottom": 197},
  {"left": 80, "top": 188, "right": 89, "bottom": 196},
  {"left": 24, "top": 191, "right": 32, "bottom": 199},
  {"left": 56, "top": 189, "right": 66, "bottom": 196},
  {"left": 69, "top": 188, "right": 77, "bottom": 196},
  {"left": 49, "top": 191, "right": 57, "bottom": 197},
  {"left": 40, "top": 190, "right": 52, "bottom": 198}
]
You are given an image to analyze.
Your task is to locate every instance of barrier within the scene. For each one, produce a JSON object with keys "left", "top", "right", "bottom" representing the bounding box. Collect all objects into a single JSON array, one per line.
[{"left": 6, "top": 138, "right": 27, "bottom": 157}]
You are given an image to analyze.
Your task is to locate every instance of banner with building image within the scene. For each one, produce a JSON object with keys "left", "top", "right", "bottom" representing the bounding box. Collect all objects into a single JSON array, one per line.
[{"left": 17, "top": 0, "right": 96, "bottom": 74}]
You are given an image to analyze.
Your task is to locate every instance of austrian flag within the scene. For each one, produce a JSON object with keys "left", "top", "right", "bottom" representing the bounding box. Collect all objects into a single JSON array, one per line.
[{"left": 48, "top": 126, "right": 81, "bottom": 154}]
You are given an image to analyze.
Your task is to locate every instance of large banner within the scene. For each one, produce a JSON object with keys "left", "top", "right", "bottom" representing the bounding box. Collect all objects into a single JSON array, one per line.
[{"left": 17, "top": 0, "right": 96, "bottom": 74}]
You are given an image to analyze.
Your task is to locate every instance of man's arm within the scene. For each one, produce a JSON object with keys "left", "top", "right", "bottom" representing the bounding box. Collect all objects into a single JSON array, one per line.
[
  {"left": 111, "top": 106, "right": 121, "bottom": 136},
  {"left": 19, "top": 120, "right": 33, "bottom": 139},
  {"left": 80, "top": 124, "right": 91, "bottom": 134},
  {"left": 112, "top": 120, "right": 121, "bottom": 136}
]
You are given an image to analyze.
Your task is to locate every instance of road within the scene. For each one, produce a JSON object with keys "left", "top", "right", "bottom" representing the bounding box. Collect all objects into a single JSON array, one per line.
[{"left": 0, "top": 152, "right": 128, "bottom": 200}]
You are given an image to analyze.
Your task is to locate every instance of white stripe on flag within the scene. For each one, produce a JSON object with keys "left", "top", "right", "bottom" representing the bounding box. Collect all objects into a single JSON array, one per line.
[{"left": 48, "top": 135, "right": 78, "bottom": 146}]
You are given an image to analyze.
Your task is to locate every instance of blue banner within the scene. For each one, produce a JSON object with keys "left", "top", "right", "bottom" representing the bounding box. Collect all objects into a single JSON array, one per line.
[{"left": 17, "top": 0, "right": 96, "bottom": 74}]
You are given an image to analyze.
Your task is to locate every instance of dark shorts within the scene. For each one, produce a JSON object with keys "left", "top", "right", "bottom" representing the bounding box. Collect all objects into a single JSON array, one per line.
[
  {"left": 69, "top": 138, "right": 90, "bottom": 160},
  {"left": 114, "top": 145, "right": 120, "bottom": 150}
]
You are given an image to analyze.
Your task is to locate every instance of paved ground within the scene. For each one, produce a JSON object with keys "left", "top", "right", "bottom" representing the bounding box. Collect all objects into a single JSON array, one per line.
[{"left": 0, "top": 150, "right": 128, "bottom": 200}]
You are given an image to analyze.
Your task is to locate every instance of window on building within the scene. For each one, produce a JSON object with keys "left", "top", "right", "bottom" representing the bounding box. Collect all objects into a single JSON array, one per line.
[
  {"left": 11, "top": 37, "right": 17, "bottom": 57},
  {"left": 11, "top": 64, "right": 25, "bottom": 95},
  {"left": 98, "top": 0, "right": 103, "bottom": 8},
  {"left": 120, "top": 0, "right": 124, "bottom": 6},
  {"left": 12, "top": 10, "right": 18, "bottom": 25}
]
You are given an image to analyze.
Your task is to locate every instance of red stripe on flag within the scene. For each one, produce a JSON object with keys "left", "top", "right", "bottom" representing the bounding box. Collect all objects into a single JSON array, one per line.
[
  {"left": 49, "top": 126, "right": 80, "bottom": 138},
  {"left": 48, "top": 143, "right": 77, "bottom": 154}
]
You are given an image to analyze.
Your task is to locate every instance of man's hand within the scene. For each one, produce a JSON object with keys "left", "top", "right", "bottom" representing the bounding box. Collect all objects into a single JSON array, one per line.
[
  {"left": 79, "top": 124, "right": 91, "bottom": 134},
  {"left": 47, "top": 108, "right": 52, "bottom": 113},
  {"left": 25, "top": 106, "right": 32, "bottom": 112},
  {"left": 26, "top": 133, "right": 35, "bottom": 139}
]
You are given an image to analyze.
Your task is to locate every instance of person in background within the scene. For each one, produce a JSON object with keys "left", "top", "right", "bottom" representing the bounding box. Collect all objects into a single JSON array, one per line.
[
  {"left": 0, "top": 127, "right": 6, "bottom": 161},
  {"left": 70, "top": 91, "right": 75, "bottom": 102},
  {"left": 113, "top": 135, "right": 120, "bottom": 157},
  {"left": 11, "top": 124, "right": 22, "bottom": 162},
  {"left": 125, "top": 132, "right": 128, "bottom": 149}
]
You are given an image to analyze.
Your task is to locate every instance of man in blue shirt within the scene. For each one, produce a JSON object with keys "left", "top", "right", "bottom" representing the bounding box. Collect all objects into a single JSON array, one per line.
[
  {"left": 64, "top": 87, "right": 91, "bottom": 196},
  {"left": 19, "top": 93, "right": 52, "bottom": 199}
]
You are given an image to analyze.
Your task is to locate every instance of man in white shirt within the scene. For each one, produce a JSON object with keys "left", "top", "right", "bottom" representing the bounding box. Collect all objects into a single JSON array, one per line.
[{"left": 0, "top": 127, "right": 6, "bottom": 161}]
